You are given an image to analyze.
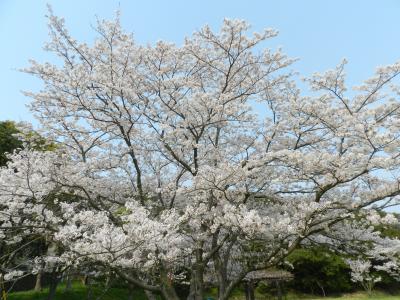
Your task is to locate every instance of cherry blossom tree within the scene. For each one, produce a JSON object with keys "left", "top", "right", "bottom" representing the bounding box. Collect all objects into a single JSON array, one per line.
[
  {"left": 1, "top": 8, "right": 400, "bottom": 300},
  {"left": 347, "top": 259, "right": 381, "bottom": 295}
]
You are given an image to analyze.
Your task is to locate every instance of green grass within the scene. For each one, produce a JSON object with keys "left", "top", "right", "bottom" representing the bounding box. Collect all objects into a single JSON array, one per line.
[
  {"left": 251, "top": 291, "right": 400, "bottom": 300},
  {"left": 7, "top": 282, "right": 146, "bottom": 300},
  {"left": 214, "top": 290, "right": 400, "bottom": 300},
  {"left": 284, "top": 291, "right": 400, "bottom": 300},
  {"left": 7, "top": 284, "right": 400, "bottom": 300}
]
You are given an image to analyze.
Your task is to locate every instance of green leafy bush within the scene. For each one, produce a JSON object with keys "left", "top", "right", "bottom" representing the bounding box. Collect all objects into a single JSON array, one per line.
[{"left": 287, "top": 247, "right": 352, "bottom": 295}]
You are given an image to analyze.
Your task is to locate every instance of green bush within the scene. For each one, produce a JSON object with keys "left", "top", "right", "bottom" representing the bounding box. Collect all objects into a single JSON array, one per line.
[{"left": 287, "top": 247, "right": 352, "bottom": 295}]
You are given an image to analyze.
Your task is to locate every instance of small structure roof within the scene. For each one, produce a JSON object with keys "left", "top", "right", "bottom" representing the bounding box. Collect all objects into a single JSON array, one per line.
[{"left": 244, "top": 269, "right": 293, "bottom": 282}]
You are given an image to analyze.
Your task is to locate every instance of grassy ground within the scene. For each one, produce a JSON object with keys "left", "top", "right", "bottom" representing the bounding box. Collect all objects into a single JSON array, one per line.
[
  {"left": 6, "top": 282, "right": 146, "bottom": 300},
  {"left": 212, "top": 289, "right": 400, "bottom": 300},
  {"left": 6, "top": 284, "right": 400, "bottom": 300},
  {"left": 284, "top": 291, "right": 400, "bottom": 300}
]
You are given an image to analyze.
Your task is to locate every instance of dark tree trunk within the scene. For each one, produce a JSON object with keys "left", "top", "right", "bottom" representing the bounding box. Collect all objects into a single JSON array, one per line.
[
  {"left": 316, "top": 280, "right": 325, "bottom": 297},
  {"left": 187, "top": 269, "right": 204, "bottom": 300},
  {"left": 46, "top": 270, "right": 61, "bottom": 300},
  {"left": 47, "top": 283, "right": 57, "bottom": 300},
  {"left": 276, "top": 281, "right": 282, "bottom": 300},
  {"left": 144, "top": 289, "right": 158, "bottom": 300},
  {"left": 86, "top": 277, "right": 93, "bottom": 300},
  {"left": 159, "top": 267, "right": 179, "bottom": 300},
  {"left": 63, "top": 269, "right": 73, "bottom": 293},
  {"left": 245, "top": 281, "right": 255, "bottom": 300},
  {"left": 160, "top": 285, "right": 179, "bottom": 300},
  {"left": 187, "top": 271, "right": 197, "bottom": 300},
  {"left": 0, "top": 274, "right": 5, "bottom": 300},
  {"left": 127, "top": 289, "right": 133, "bottom": 300},
  {"left": 193, "top": 266, "right": 204, "bottom": 300},
  {"left": 187, "top": 249, "right": 205, "bottom": 300},
  {"left": 213, "top": 254, "right": 228, "bottom": 300},
  {"left": 65, "top": 275, "right": 72, "bottom": 292},
  {"left": 127, "top": 284, "right": 134, "bottom": 300}
]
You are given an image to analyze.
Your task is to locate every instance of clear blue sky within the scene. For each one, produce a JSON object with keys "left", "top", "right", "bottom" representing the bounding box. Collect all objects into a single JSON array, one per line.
[{"left": 1, "top": 0, "right": 400, "bottom": 124}]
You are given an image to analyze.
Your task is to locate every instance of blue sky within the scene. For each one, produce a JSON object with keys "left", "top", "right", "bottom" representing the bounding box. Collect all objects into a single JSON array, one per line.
[{"left": 1, "top": 0, "right": 400, "bottom": 123}]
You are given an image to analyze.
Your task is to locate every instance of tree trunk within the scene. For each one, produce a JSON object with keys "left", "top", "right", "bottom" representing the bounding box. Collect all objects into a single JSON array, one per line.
[
  {"left": 193, "top": 267, "right": 204, "bottom": 300},
  {"left": 316, "top": 280, "right": 325, "bottom": 297},
  {"left": 86, "top": 277, "right": 93, "bottom": 300},
  {"left": 46, "top": 270, "right": 60, "bottom": 300},
  {"left": 160, "top": 267, "right": 179, "bottom": 300},
  {"left": 66, "top": 275, "right": 73, "bottom": 291},
  {"left": 214, "top": 236, "right": 236, "bottom": 300},
  {"left": 187, "top": 267, "right": 204, "bottom": 300},
  {"left": 245, "top": 281, "right": 255, "bottom": 300},
  {"left": 128, "top": 289, "right": 133, "bottom": 300},
  {"left": 276, "top": 281, "right": 282, "bottom": 300},
  {"left": 45, "top": 242, "right": 60, "bottom": 300},
  {"left": 161, "top": 285, "right": 179, "bottom": 300},
  {"left": 245, "top": 282, "right": 250, "bottom": 300},
  {"left": 0, "top": 273, "right": 6, "bottom": 300},
  {"left": 34, "top": 270, "right": 43, "bottom": 292},
  {"left": 64, "top": 272, "right": 72, "bottom": 292},
  {"left": 105, "top": 274, "right": 111, "bottom": 288},
  {"left": 190, "top": 248, "right": 205, "bottom": 300},
  {"left": 213, "top": 254, "right": 227, "bottom": 300},
  {"left": 187, "top": 272, "right": 197, "bottom": 300},
  {"left": 144, "top": 290, "right": 158, "bottom": 300},
  {"left": 47, "top": 283, "right": 58, "bottom": 300}
]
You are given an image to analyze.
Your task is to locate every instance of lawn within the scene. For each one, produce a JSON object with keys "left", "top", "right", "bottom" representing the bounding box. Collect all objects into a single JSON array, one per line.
[
  {"left": 247, "top": 291, "right": 400, "bottom": 300},
  {"left": 6, "top": 284, "right": 400, "bottom": 300},
  {"left": 285, "top": 291, "right": 400, "bottom": 300},
  {"left": 6, "top": 282, "right": 146, "bottom": 300}
]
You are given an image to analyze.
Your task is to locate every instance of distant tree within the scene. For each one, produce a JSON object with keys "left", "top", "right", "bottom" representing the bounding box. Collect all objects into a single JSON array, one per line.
[
  {"left": 347, "top": 259, "right": 381, "bottom": 296},
  {"left": 0, "top": 121, "right": 23, "bottom": 298},
  {"left": 0, "top": 120, "right": 55, "bottom": 167},
  {"left": 0, "top": 121, "right": 22, "bottom": 166},
  {"left": 0, "top": 121, "right": 57, "bottom": 298}
]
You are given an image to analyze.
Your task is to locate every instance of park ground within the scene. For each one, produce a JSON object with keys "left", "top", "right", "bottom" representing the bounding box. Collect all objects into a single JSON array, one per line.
[{"left": 6, "top": 282, "right": 400, "bottom": 300}]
